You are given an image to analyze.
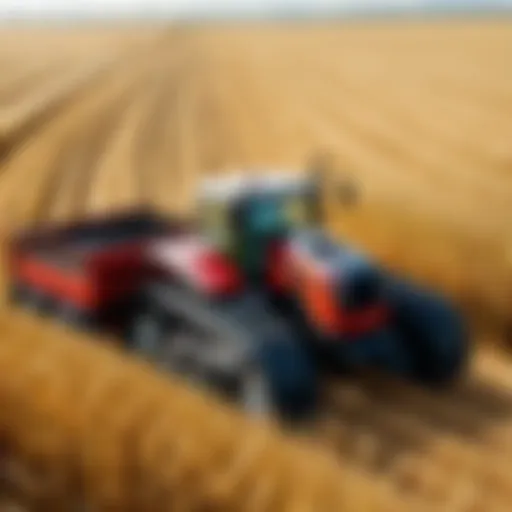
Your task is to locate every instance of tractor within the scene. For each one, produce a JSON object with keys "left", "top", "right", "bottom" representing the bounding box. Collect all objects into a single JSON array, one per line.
[{"left": 7, "top": 165, "right": 469, "bottom": 423}]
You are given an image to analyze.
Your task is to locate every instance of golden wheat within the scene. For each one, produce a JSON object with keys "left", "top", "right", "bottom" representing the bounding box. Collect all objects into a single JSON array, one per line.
[
  {"left": 0, "top": 19, "right": 510, "bottom": 510},
  {"left": 0, "top": 313, "right": 410, "bottom": 511}
]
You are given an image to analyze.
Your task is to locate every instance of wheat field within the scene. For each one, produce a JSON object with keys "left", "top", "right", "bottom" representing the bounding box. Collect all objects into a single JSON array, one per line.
[{"left": 0, "top": 19, "right": 512, "bottom": 510}]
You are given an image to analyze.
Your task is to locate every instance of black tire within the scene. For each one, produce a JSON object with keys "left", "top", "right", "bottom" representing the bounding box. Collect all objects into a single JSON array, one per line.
[
  {"left": 56, "top": 304, "right": 96, "bottom": 333},
  {"left": 255, "top": 338, "right": 319, "bottom": 423},
  {"left": 34, "top": 295, "right": 54, "bottom": 316},
  {"left": 125, "top": 309, "right": 166, "bottom": 357},
  {"left": 127, "top": 311, "right": 319, "bottom": 423},
  {"left": 7, "top": 280, "right": 28, "bottom": 306},
  {"left": 9, "top": 282, "right": 53, "bottom": 316},
  {"left": 390, "top": 280, "right": 470, "bottom": 386},
  {"left": 236, "top": 363, "right": 276, "bottom": 417},
  {"left": 198, "top": 340, "right": 319, "bottom": 424},
  {"left": 202, "top": 359, "right": 279, "bottom": 419},
  {"left": 328, "top": 328, "right": 415, "bottom": 378}
]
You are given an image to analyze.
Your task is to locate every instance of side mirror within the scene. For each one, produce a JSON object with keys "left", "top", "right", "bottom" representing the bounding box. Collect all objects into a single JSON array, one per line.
[
  {"left": 335, "top": 175, "right": 359, "bottom": 207},
  {"left": 307, "top": 151, "right": 360, "bottom": 210}
]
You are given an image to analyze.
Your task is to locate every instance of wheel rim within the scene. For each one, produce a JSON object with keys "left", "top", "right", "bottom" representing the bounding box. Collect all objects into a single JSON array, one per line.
[
  {"left": 240, "top": 366, "right": 274, "bottom": 417},
  {"left": 161, "top": 332, "right": 198, "bottom": 374},
  {"left": 132, "top": 314, "right": 162, "bottom": 357}
]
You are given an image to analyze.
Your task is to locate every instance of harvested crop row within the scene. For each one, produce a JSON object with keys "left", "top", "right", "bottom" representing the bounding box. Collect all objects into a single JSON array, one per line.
[{"left": 0, "top": 312, "right": 408, "bottom": 512}]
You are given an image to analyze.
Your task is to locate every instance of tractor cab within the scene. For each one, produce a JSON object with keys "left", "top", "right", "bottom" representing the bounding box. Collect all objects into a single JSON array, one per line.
[{"left": 197, "top": 171, "right": 319, "bottom": 280}]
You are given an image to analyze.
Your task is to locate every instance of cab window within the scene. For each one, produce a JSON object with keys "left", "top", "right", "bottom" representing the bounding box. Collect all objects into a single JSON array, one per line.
[{"left": 249, "top": 197, "right": 282, "bottom": 231}]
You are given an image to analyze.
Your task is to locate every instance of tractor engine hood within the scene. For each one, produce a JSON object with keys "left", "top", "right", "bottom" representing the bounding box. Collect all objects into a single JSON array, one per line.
[{"left": 147, "top": 235, "right": 243, "bottom": 296}]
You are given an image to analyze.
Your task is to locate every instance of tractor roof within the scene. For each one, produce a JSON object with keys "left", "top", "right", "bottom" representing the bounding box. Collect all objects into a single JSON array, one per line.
[{"left": 198, "top": 170, "right": 313, "bottom": 202}]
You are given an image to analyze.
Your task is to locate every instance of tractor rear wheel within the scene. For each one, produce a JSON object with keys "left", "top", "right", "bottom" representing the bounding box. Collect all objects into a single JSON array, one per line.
[
  {"left": 254, "top": 339, "right": 319, "bottom": 423},
  {"left": 390, "top": 280, "right": 470, "bottom": 386},
  {"left": 7, "top": 280, "right": 25, "bottom": 305},
  {"left": 126, "top": 308, "right": 319, "bottom": 423},
  {"left": 125, "top": 310, "right": 166, "bottom": 357},
  {"left": 8, "top": 281, "right": 53, "bottom": 316}
]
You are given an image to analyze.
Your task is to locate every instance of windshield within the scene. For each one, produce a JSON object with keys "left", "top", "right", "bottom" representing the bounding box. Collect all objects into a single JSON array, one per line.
[
  {"left": 248, "top": 193, "right": 312, "bottom": 233},
  {"left": 234, "top": 192, "right": 312, "bottom": 277},
  {"left": 249, "top": 196, "right": 284, "bottom": 232}
]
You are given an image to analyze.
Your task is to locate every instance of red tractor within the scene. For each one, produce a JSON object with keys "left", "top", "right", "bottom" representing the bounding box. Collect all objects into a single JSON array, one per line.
[{"left": 6, "top": 168, "right": 469, "bottom": 422}]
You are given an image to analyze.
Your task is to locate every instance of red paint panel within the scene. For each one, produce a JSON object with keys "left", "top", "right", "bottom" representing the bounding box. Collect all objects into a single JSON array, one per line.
[
  {"left": 14, "top": 256, "right": 96, "bottom": 309},
  {"left": 88, "top": 241, "right": 154, "bottom": 304},
  {"left": 12, "top": 241, "right": 157, "bottom": 311},
  {"left": 195, "top": 250, "right": 244, "bottom": 296},
  {"left": 292, "top": 252, "right": 388, "bottom": 338},
  {"left": 296, "top": 258, "right": 340, "bottom": 335},
  {"left": 266, "top": 241, "right": 292, "bottom": 292}
]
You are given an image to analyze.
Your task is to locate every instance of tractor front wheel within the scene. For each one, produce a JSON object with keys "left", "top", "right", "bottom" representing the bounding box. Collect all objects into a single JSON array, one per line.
[{"left": 390, "top": 280, "right": 470, "bottom": 386}]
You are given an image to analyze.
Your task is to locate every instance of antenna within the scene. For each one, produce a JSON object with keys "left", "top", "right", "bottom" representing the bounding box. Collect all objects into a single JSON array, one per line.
[{"left": 306, "top": 151, "right": 359, "bottom": 224}]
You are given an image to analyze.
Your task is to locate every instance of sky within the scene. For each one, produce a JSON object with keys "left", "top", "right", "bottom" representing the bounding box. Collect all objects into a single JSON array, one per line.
[{"left": 0, "top": 0, "right": 511, "bottom": 19}]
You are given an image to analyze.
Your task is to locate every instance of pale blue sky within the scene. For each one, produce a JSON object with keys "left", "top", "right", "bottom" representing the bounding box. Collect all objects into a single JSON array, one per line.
[{"left": 0, "top": 0, "right": 511, "bottom": 19}]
